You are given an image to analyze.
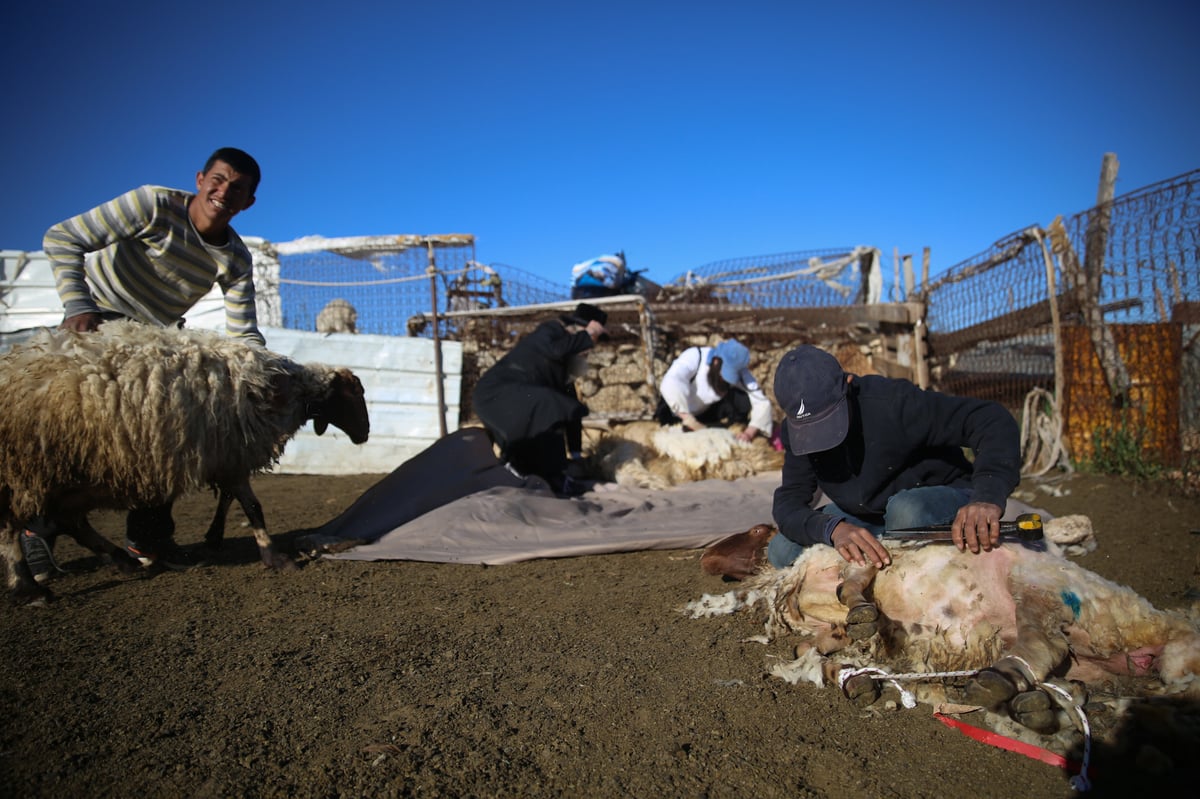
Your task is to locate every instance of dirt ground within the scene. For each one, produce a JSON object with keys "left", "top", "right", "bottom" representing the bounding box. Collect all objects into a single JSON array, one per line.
[{"left": 2, "top": 469, "right": 1198, "bottom": 799}]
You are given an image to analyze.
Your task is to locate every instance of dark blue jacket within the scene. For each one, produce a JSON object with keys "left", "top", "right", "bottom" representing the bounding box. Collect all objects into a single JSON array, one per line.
[{"left": 773, "top": 375, "right": 1021, "bottom": 547}]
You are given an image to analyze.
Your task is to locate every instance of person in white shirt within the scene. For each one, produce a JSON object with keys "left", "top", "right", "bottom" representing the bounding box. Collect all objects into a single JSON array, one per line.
[{"left": 653, "top": 339, "right": 773, "bottom": 442}]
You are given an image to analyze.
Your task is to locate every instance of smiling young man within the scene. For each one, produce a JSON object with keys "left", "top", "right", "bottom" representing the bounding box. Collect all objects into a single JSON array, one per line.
[
  {"left": 44, "top": 147, "right": 265, "bottom": 344},
  {"left": 28, "top": 148, "right": 265, "bottom": 574}
]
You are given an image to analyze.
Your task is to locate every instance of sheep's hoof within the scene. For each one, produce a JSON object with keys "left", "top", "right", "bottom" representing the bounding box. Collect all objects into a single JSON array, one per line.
[
  {"left": 845, "top": 603, "right": 878, "bottom": 624},
  {"left": 99, "top": 550, "right": 143, "bottom": 575},
  {"left": 260, "top": 550, "right": 299, "bottom": 571},
  {"left": 295, "top": 533, "right": 365, "bottom": 555},
  {"left": 845, "top": 603, "right": 879, "bottom": 640},
  {"left": 1009, "top": 689, "right": 1057, "bottom": 733},
  {"left": 10, "top": 583, "right": 53, "bottom": 606},
  {"left": 843, "top": 674, "right": 880, "bottom": 707},
  {"left": 961, "top": 668, "right": 1018, "bottom": 710}
]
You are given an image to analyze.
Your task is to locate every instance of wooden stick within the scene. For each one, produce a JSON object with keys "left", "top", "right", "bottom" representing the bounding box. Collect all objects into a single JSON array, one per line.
[{"left": 1056, "top": 153, "right": 1131, "bottom": 407}]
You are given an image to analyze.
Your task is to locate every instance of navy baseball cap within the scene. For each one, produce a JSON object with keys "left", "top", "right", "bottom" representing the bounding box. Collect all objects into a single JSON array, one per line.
[{"left": 773, "top": 346, "right": 849, "bottom": 455}]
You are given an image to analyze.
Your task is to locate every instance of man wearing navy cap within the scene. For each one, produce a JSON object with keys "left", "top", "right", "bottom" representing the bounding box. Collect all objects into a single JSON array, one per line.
[
  {"left": 770, "top": 345, "right": 1021, "bottom": 569},
  {"left": 654, "top": 339, "right": 773, "bottom": 442}
]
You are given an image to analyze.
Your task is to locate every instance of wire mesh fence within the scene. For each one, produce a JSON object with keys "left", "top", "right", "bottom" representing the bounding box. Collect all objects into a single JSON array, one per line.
[
  {"left": 401, "top": 246, "right": 889, "bottom": 339},
  {"left": 419, "top": 248, "right": 897, "bottom": 423},
  {"left": 653, "top": 246, "right": 887, "bottom": 307},
  {"left": 267, "top": 238, "right": 896, "bottom": 343},
  {"left": 920, "top": 227, "right": 1060, "bottom": 407},
  {"left": 271, "top": 235, "right": 477, "bottom": 337},
  {"left": 922, "top": 168, "right": 1199, "bottom": 466}
]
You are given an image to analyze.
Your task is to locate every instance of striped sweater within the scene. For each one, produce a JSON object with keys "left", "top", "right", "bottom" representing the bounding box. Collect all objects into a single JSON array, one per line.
[{"left": 43, "top": 185, "right": 264, "bottom": 345}]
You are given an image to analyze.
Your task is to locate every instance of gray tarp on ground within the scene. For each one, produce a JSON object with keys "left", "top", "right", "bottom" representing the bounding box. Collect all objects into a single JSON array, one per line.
[
  {"left": 307, "top": 428, "right": 1047, "bottom": 566},
  {"left": 323, "top": 475, "right": 780, "bottom": 565},
  {"left": 307, "top": 428, "right": 780, "bottom": 565}
]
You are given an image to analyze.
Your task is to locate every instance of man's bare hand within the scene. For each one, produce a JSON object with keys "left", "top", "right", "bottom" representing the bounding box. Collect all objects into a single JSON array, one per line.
[
  {"left": 736, "top": 426, "right": 759, "bottom": 443},
  {"left": 830, "top": 521, "right": 891, "bottom": 568},
  {"left": 679, "top": 413, "right": 705, "bottom": 431},
  {"left": 60, "top": 312, "right": 102, "bottom": 333},
  {"left": 951, "top": 501, "right": 1004, "bottom": 553}
]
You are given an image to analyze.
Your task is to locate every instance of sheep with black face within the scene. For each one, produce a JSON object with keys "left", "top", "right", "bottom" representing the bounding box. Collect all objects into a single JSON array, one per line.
[{"left": 0, "top": 322, "right": 369, "bottom": 603}]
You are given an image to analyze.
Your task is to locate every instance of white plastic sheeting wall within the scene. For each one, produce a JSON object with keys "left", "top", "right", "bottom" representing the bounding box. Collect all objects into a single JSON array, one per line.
[{"left": 262, "top": 327, "right": 461, "bottom": 475}]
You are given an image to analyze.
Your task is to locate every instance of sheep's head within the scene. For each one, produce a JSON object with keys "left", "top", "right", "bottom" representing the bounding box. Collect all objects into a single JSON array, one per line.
[
  {"left": 700, "top": 524, "right": 776, "bottom": 580},
  {"left": 311, "top": 369, "right": 370, "bottom": 444}
]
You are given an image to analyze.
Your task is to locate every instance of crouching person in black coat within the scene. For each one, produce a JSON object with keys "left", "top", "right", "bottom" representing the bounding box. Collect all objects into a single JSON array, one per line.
[{"left": 472, "top": 303, "right": 609, "bottom": 497}]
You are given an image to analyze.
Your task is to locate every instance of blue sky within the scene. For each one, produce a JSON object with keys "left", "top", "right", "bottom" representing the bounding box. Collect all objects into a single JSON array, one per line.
[{"left": 3, "top": 1, "right": 1196, "bottom": 286}]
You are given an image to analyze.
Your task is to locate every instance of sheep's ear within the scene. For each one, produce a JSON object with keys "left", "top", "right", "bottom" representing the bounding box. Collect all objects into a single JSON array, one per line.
[{"left": 314, "top": 417, "right": 329, "bottom": 435}]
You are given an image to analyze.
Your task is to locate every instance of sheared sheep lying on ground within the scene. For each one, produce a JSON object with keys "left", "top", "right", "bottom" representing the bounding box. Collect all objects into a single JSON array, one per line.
[
  {"left": 687, "top": 523, "right": 1200, "bottom": 775},
  {"left": 586, "top": 421, "right": 784, "bottom": 489},
  {"left": 0, "top": 322, "right": 369, "bottom": 604}
]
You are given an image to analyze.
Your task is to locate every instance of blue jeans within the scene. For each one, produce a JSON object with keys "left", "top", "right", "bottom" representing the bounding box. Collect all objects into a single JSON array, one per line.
[{"left": 767, "top": 485, "right": 972, "bottom": 568}]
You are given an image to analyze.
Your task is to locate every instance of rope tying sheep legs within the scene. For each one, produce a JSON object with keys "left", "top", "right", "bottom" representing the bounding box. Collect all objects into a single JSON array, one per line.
[{"left": 834, "top": 662, "right": 1092, "bottom": 792}]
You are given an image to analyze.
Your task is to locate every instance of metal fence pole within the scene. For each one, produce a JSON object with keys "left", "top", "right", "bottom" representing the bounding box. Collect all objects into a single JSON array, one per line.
[{"left": 426, "top": 240, "right": 448, "bottom": 438}]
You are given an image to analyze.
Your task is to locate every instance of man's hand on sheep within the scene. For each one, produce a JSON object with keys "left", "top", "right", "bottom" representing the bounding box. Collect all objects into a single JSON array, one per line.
[
  {"left": 736, "top": 426, "right": 760, "bottom": 443},
  {"left": 679, "top": 413, "right": 706, "bottom": 432},
  {"left": 951, "top": 501, "right": 1005, "bottom": 553},
  {"left": 60, "top": 312, "right": 102, "bottom": 333},
  {"left": 830, "top": 520, "right": 892, "bottom": 569}
]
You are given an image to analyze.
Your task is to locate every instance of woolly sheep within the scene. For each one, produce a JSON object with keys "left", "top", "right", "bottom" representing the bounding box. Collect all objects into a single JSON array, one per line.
[
  {"left": 587, "top": 421, "right": 784, "bottom": 490},
  {"left": 688, "top": 537, "right": 1200, "bottom": 758},
  {"left": 0, "top": 322, "right": 369, "bottom": 603},
  {"left": 316, "top": 298, "right": 358, "bottom": 334}
]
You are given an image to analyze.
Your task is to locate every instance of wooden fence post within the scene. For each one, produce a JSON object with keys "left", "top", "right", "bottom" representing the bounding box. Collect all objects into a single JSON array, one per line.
[
  {"left": 892, "top": 247, "right": 901, "bottom": 303},
  {"left": 1059, "top": 152, "right": 1131, "bottom": 407},
  {"left": 912, "top": 304, "right": 930, "bottom": 389}
]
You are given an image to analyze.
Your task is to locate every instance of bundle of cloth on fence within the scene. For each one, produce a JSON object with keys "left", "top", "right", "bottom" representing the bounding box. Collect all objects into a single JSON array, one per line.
[{"left": 298, "top": 427, "right": 780, "bottom": 564}]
